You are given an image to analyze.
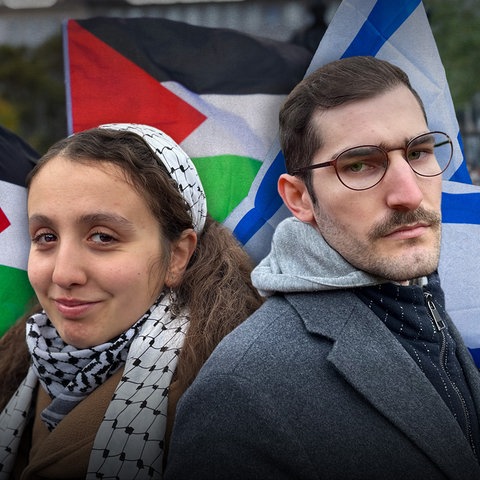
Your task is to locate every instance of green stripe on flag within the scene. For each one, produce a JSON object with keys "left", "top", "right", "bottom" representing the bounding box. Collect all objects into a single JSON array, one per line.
[
  {"left": 192, "top": 155, "right": 261, "bottom": 223},
  {"left": 0, "top": 265, "right": 35, "bottom": 336}
]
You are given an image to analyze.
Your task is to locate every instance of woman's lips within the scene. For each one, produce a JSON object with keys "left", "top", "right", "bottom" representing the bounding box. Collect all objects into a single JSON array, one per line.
[{"left": 53, "top": 298, "right": 100, "bottom": 318}]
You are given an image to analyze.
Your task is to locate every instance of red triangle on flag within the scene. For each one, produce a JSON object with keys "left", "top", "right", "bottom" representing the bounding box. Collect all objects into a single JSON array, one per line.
[
  {"left": 0, "top": 208, "right": 10, "bottom": 234},
  {"left": 67, "top": 20, "right": 206, "bottom": 143}
]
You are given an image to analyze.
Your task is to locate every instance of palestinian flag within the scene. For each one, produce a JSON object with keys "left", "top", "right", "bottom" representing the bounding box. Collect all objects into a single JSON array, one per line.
[
  {"left": 0, "top": 125, "right": 37, "bottom": 336},
  {"left": 63, "top": 17, "right": 312, "bottom": 224}
]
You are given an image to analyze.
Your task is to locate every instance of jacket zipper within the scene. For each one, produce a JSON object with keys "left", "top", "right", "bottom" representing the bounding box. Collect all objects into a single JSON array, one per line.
[
  {"left": 424, "top": 291, "right": 477, "bottom": 459},
  {"left": 424, "top": 292, "right": 445, "bottom": 331}
]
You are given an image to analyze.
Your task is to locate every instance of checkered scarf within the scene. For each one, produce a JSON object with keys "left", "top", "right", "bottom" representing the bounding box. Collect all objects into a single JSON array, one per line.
[{"left": 0, "top": 291, "right": 189, "bottom": 479}]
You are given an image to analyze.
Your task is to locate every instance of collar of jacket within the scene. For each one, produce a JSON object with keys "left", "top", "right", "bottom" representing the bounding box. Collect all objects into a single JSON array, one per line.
[{"left": 285, "top": 290, "right": 480, "bottom": 480}]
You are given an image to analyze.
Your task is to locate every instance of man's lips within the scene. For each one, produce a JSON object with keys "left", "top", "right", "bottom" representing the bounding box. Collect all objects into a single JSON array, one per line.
[{"left": 384, "top": 223, "right": 430, "bottom": 240}]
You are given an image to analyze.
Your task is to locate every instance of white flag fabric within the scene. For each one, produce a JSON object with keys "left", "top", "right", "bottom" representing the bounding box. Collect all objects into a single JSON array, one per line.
[{"left": 224, "top": 0, "right": 480, "bottom": 365}]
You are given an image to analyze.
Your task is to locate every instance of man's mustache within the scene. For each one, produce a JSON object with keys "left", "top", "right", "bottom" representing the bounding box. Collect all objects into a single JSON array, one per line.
[{"left": 369, "top": 208, "right": 441, "bottom": 239}]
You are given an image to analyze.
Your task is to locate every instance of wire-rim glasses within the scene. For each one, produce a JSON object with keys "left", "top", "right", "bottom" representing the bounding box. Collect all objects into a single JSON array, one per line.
[{"left": 292, "top": 131, "right": 453, "bottom": 191}]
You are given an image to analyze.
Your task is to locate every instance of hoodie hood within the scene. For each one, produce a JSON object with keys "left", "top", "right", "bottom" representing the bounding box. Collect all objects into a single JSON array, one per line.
[{"left": 252, "top": 217, "right": 386, "bottom": 297}]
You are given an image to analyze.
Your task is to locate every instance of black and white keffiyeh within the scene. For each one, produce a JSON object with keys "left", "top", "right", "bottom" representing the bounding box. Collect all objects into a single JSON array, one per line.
[
  {"left": 0, "top": 292, "right": 189, "bottom": 479},
  {"left": 100, "top": 123, "right": 207, "bottom": 233},
  {"left": 28, "top": 309, "right": 146, "bottom": 431}
]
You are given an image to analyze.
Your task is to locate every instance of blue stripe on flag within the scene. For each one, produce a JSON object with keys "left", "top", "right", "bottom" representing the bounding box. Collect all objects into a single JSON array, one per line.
[
  {"left": 441, "top": 191, "right": 480, "bottom": 224},
  {"left": 449, "top": 161, "right": 472, "bottom": 184},
  {"left": 449, "top": 132, "right": 472, "bottom": 184},
  {"left": 233, "top": 151, "right": 286, "bottom": 244},
  {"left": 341, "top": 0, "right": 421, "bottom": 57},
  {"left": 469, "top": 348, "right": 480, "bottom": 368}
]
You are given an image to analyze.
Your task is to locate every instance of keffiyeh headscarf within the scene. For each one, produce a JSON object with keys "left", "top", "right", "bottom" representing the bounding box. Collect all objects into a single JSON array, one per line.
[
  {"left": 0, "top": 292, "right": 189, "bottom": 479},
  {"left": 100, "top": 123, "right": 207, "bottom": 233}
]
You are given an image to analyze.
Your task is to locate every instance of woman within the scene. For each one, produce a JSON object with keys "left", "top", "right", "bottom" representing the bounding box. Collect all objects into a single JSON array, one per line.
[{"left": 0, "top": 123, "right": 262, "bottom": 479}]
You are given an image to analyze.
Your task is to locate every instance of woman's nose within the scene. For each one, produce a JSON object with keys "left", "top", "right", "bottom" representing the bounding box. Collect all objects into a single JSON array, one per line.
[{"left": 51, "top": 241, "right": 88, "bottom": 288}]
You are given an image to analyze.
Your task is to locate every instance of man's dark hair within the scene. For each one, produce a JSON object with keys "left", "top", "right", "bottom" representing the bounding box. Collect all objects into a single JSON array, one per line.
[{"left": 279, "top": 56, "right": 427, "bottom": 196}]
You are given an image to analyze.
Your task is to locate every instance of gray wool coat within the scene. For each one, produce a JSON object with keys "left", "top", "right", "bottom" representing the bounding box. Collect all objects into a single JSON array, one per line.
[{"left": 165, "top": 290, "right": 480, "bottom": 480}]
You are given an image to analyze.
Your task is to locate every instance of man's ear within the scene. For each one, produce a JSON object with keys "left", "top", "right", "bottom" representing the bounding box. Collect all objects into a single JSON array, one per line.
[
  {"left": 278, "top": 173, "right": 315, "bottom": 223},
  {"left": 164, "top": 229, "right": 197, "bottom": 288}
]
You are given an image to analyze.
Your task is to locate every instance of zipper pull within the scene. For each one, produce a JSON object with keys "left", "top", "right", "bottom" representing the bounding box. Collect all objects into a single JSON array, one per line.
[{"left": 424, "top": 292, "right": 446, "bottom": 331}]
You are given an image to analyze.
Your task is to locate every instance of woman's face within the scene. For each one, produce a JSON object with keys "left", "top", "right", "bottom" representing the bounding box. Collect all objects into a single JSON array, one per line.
[{"left": 27, "top": 156, "right": 166, "bottom": 348}]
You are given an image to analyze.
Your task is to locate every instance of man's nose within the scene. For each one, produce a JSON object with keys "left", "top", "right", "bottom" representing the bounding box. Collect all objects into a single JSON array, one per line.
[{"left": 383, "top": 151, "right": 424, "bottom": 211}]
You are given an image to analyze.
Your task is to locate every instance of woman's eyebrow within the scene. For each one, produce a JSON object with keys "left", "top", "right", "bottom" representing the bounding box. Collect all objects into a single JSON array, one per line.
[
  {"left": 28, "top": 214, "right": 53, "bottom": 227},
  {"left": 28, "top": 212, "right": 137, "bottom": 231},
  {"left": 77, "top": 212, "right": 136, "bottom": 229}
]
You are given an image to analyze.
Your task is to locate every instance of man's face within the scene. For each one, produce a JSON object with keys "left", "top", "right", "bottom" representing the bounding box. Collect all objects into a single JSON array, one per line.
[{"left": 304, "top": 85, "right": 442, "bottom": 283}]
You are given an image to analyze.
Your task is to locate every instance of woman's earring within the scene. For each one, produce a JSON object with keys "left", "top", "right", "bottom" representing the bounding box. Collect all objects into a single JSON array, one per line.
[{"left": 169, "top": 287, "right": 180, "bottom": 316}]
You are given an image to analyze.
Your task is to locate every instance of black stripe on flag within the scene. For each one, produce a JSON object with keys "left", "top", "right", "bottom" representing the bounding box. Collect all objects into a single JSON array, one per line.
[
  {"left": 0, "top": 125, "right": 39, "bottom": 188},
  {"left": 76, "top": 17, "right": 312, "bottom": 95}
]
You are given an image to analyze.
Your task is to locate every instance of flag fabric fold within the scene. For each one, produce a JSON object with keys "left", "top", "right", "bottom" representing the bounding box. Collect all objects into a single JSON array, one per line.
[
  {"left": 0, "top": 125, "right": 37, "bottom": 335},
  {"left": 63, "top": 2, "right": 480, "bottom": 364},
  {"left": 64, "top": 17, "right": 311, "bottom": 223}
]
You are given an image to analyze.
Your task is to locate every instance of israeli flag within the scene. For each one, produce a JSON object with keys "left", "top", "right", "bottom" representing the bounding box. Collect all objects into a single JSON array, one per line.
[{"left": 224, "top": 0, "right": 480, "bottom": 365}]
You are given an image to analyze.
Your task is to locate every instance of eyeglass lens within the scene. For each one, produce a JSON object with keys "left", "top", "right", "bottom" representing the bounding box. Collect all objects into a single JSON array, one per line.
[{"left": 335, "top": 132, "right": 452, "bottom": 190}]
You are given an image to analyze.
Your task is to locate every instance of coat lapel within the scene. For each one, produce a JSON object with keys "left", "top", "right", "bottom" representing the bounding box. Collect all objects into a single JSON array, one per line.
[{"left": 288, "top": 291, "right": 480, "bottom": 480}]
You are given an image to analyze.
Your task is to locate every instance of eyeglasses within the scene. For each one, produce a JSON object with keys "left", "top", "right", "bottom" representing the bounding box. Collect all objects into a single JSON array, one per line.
[{"left": 292, "top": 131, "right": 453, "bottom": 191}]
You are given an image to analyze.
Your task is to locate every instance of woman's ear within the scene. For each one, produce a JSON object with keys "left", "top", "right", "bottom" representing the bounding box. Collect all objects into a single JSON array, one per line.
[
  {"left": 278, "top": 173, "right": 315, "bottom": 224},
  {"left": 165, "top": 229, "right": 197, "bottom": 288}
]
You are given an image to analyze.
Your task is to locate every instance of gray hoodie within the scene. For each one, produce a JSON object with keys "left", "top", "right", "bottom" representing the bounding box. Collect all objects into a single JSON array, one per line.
[{"left": 252, "top": 216, "right": 386, "bottom": 296}]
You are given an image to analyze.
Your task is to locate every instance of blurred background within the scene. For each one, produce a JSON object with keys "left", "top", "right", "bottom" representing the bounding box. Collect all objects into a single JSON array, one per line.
[{"left": 0, "top": 0, "right": 478, "bottom": 182}]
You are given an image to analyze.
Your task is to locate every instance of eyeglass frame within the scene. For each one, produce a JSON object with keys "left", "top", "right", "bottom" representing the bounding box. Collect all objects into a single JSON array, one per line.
[{"left": 291, "top": 130, "right": 453, "bottom": 191}]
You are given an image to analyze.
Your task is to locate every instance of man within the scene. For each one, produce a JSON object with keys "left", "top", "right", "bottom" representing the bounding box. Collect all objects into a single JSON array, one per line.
[{"left": 164, "top": 56, "right": 480, "bottom": 479}]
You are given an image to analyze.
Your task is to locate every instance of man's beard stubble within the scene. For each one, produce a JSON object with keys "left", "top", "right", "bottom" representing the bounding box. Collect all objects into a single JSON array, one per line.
[{"left": 315, "top": 205, "right": 442, "bottom": 283}]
